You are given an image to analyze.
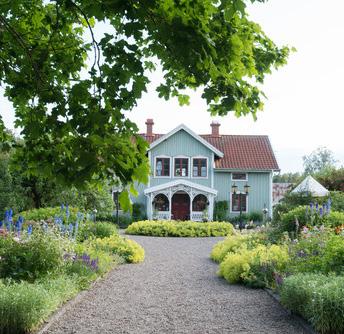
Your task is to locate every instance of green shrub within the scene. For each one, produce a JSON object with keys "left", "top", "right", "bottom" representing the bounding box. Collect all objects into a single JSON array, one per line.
[
  {"left": 77, "top": 221, "right": 118, "bottom": 241},
  {"left": 211, "top": 235, "right": 247, "bottom": 263},
  {"left": 96, "top": 213, "right": 133, "bottom": 228},
  {"left": 281, "top": 274, "right": 344, "bottom": 334},
  {"left": 280, "top": 273, "right": 327, "bottom": 318},
  {"left": 272, "top": 205, "right": 344, "bottom": 239},
  {"left": 126, "top": 220, "right": 234, "bottom": 237},
  {"left": 211, "top": 233, "right": 268, "bottom": 263},
  {"left": 324, "top": 211, "right": 344, "bottom": 227},
  {"left": 288, "top": 230, "right": 344, "bottom": 275},
  {"left": 132, "top": 203, "right": 146, "bottom": 222},
  {"left": 86, "top": 235, "right": 145, "bottom": 263},
  {"left": 74, "top": 241, "right": 118, "bottom": 274},
  {"left": 218, "top": 243, "right": 289, "bottom": 288},
  {"left": 17, "top": 206, "right": 81, "bottom": 223},
  {"left": 248, "top": 211, "right": 264, "bottom": 222},
  {"left": 214, "top": 201, "right": 229, "bottom": 221},
  {"left": 276, "top": 206, "right": 308, "bottom": 232},
  {"left": 331, "top": 191, "right": 344, "bottom": 212},
  {"left": 231, "top": 213, "right": 249, "bottom": 224},
  {"left": 320, "top": 234, "right": 344, "bottom": 273},
  {"left": 118, "top": 215, "right": 133, "bottom": 228},
  {"left": 0, "top": 232, "right": 68, "bottom": 281},
  {"left": 0, "top": 276, "right": 79, "bottom": 334}
]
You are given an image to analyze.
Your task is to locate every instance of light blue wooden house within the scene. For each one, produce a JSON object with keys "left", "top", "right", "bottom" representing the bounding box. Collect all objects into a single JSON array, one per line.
[{"left": 133, "top": 119, "right": 279, "bottom": 221}]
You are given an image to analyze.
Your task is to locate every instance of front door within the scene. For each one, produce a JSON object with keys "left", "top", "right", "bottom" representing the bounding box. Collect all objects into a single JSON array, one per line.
[{"left": 172, "top": 193, "right": 190, "bottom": 220}]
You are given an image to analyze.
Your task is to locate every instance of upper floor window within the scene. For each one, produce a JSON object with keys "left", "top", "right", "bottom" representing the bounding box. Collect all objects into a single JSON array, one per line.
[
  {"left": 155, "top": 157, "right": 170, "bottom": 177},
  {"left": 232, "top": 173, "right": 247, "bottom": 181},
  {"left": 192, "top": 158, "right": 207, "bottom": 177},
  {"left": 174, "top": 157, "right": 189, "bottom": 177}
]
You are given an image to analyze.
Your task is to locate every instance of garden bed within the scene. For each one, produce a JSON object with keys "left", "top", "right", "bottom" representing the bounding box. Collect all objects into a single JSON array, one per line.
[
  {"left": 0, "top": 207, "right": 145, "bottom": 334},
  {"left": 210, "top": 199, "right": 344, "bottom": 334},
  {"left": 125, "top": 220, "right": 234, "bottom": 237}
]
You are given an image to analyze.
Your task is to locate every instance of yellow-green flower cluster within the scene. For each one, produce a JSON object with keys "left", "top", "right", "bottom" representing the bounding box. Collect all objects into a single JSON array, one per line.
[{"left": 126, "top": 220, "right": 234, "bottom": 237}]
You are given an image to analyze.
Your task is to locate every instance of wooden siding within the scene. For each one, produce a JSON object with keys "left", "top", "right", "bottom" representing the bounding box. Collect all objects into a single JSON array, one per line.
[
  {"left": 214, "top": 171, "right": 272, "bottom": 218},
  {"left": 150, "top": 129, "right": 214, "bottom": 188}
]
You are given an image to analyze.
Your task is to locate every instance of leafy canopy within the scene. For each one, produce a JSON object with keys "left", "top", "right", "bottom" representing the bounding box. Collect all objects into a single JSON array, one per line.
[
  {"left": 303, "top": 147, "right": 337, "bottom": 175},
  {"left": 0, "top": 0, "right": 290, "bottom": 198}
]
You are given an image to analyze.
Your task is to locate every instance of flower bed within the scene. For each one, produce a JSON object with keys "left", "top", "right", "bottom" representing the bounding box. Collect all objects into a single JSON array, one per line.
[
  {"left": 210, "top": 198, "right": 344, "bottom": 333},
  {"left": 0, "top": 208, "right": 144, "bottom": 333},
  {"left": 125, "top": 220, "right": 234, "bottom": 237}
]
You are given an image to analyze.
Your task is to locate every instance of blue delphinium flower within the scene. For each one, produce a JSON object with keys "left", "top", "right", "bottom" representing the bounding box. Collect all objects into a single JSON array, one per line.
[
  {"left": 319, "top": 207, "right": 323, "bottom": 217},
  {"left": 315, "top": 202, "right": 319, "bottom": 212},
  {"left": 27, "top": 225, "right": 33, "bottom": 236},
  {"left": 327, "top": 198, "right": 332, "bottom": 213},
  {"left": 68, "top": 223, "right": 73, "bottom": 238},
  {"left": 74, "top": 222, "right": 79, "bottom": 239},
  {"left": 16, "top": 216, "right": 24, "bottom": 236}
]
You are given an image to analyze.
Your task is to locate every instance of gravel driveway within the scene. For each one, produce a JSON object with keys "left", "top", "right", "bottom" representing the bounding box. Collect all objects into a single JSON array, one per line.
[{"left": 41, "top": 235, "right": 306, "bottom": 334}]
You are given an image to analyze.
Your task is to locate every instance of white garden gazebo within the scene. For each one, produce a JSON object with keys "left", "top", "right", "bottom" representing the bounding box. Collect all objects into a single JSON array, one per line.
[{"left": 291, "top": 175, "right": 329, "bottom": 197}]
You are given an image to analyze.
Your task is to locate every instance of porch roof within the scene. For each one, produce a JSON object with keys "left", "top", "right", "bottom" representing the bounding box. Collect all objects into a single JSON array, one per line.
[{"left": 144, "top": 179, "right": 218, "bottom": 196}]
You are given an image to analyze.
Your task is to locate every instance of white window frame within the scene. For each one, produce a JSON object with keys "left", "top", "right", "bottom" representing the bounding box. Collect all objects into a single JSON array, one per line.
[
  {"left": 173, "top": 155, "right": 190, "bottom": 178},
  {"left": 231, "top": 172, "right": 248, "bottom": 182},
  {"left": 191, "top": 156, "right": 209, "bottom": 179},
  {"left": 230, "top": 192, "right": 249, "bottom": 214},
  {"left": 154, "top": 155, "right": 171, "bottom": 178}
]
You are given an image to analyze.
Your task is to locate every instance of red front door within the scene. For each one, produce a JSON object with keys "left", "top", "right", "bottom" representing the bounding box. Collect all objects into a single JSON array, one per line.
[{"left": 172, "top": 193, "right": 190, "bottom": 221}]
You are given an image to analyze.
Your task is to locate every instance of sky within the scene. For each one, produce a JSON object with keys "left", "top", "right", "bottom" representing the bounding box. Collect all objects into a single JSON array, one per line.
[{"left": 1, "top": 0, "right": 344, "bottom": 173}]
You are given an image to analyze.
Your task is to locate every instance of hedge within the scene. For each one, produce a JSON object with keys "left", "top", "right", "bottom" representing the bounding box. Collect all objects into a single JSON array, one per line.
[{"left": 126, "top": 220, "right": 234, "bottom": 237}]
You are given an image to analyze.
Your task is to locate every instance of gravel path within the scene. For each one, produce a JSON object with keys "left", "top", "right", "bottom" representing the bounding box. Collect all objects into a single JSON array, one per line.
[{"left": 42, "top": 235, "right": 306, "bottom": 334}]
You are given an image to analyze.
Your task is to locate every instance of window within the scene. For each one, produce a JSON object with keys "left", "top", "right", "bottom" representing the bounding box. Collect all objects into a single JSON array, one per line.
[
  {"left": 232, "top": 173, "right": 247, "bottom": 181},
  {"left": 174, "top": 158, "right": 189, "bottom": 177},
  {"left": 231, "top": 193, "right": 247, "bottom": 212},
  {"left": 192, "top": 158, "right": 207, "bottom": 177},
  {"left": 155, "top": 157, "right": 170, "bottom": 177},
  {"left": 192, "top": 194, "right": 208, "bottom": 212},
  {"left": 153, "top": 194, "right": 169, "bottom": 211}
]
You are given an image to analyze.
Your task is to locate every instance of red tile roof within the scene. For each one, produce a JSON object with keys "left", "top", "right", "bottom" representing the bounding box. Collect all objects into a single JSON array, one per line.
[{"left": 140, "top": 133, "right": 279, "bottom": 171}]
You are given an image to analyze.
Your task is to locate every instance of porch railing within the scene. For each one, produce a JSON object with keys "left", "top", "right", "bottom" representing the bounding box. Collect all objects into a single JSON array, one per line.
[{"left": 190, "top": 212, "right": 204, "bottom": 222}]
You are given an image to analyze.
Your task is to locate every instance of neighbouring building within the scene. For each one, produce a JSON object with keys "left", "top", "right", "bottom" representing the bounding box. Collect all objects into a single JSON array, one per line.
[
  {"left": 273, "top": 183, "right": 293, "bottom": 205},
  {"left": 132, "top": 119, "right": 279, "bottom": 221}
]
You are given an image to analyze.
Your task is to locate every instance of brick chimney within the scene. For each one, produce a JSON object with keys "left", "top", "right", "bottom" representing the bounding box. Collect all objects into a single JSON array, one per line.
[
  {"left": 145, "top": 118, "right": 154, "bottom": 136},
  {"left": 210, "top": 121, "right": 220, "bottom": 137}
]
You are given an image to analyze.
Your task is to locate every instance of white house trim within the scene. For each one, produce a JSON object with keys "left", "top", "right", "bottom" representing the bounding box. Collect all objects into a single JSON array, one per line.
[
  {"left": 144, "top": 179, "right": 218, "bottom": 196},
  {"left": 145, "top": 179, "right": 217, "bottom": 221},
  {"left": 148, "top": 151, "right": 151, "bottom": 187},
  {"left": 211, "top": 153, "right": 214, "bottom": 188},
  {"left": 149, "top": 124, "right": 224, "bottom": 158},
  {"left": 191, "top": 156, "right": 209, "bottom": 179}
]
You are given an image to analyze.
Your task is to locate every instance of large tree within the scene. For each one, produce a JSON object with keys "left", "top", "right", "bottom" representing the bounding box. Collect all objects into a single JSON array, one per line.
[
  {"left": 303, "top": 147, "right": 337, "bottom": 175},
  {"left": 0, "top": 0, "right": 290, "bottom": 205}
]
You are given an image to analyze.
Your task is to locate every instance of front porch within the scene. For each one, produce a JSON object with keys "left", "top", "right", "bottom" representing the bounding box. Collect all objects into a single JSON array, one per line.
[{"left": 144, "top": 180, "right": 217, "bottom": 221}]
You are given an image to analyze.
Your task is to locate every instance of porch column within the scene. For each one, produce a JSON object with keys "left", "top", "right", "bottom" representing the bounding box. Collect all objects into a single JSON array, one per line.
[
  {"left": 209, "top": 195, "right": 214, "bottom": 221},
  {"left": 189, "top": 190, "right": 194, "bottom": 221},
  {"left": 148, "top": 193, "right": 153, "bottom": 220},
  {"left": 168, "top": 188, "right": 172, "bottom": 220}
]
